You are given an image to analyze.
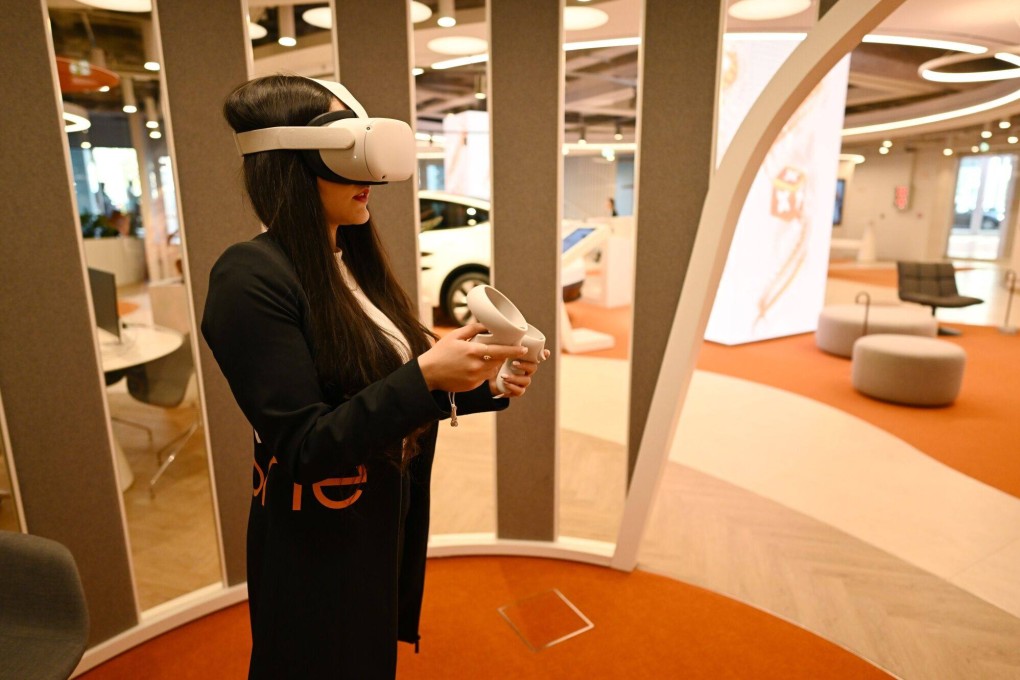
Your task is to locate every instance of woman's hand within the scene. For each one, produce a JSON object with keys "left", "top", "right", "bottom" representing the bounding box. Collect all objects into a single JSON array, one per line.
[
  {"left": 490, "top": 348, "right": 552, "bottom": 398},
  {"left": 418, "top": 323, "right": 528, "bottom": 393}
]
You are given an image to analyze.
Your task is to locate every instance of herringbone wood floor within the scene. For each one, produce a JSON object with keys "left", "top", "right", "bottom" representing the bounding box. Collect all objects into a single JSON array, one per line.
[{"left": 432, "top": 424, "right": 1020, "bottom": 680}]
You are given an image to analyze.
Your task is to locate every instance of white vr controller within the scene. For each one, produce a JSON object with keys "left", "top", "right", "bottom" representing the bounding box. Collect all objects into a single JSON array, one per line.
[{"left": 465, "top": 285, "right": 546, "bottom": 396}]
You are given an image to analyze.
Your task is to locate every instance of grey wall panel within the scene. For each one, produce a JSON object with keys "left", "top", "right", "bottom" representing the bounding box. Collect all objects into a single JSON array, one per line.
[
  {"left": 489, "top": 0, "right": 563, "bottom": 541},
  {"left": 154, "top": 0, "right": 259, "bottom": 585},
  {"left": 0, "top": 0, "right": 137, "bottom": 644},
  {"left": 627, "top": 0, "right": 722, "bottom": 481},
  {"left": 333, "top": 0, "right": 420, "bottom": 304}
]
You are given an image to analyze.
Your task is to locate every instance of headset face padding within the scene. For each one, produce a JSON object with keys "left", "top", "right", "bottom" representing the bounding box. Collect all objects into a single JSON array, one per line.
[{"left": 302, "top": 109, "right": 416, "bottom": 185}]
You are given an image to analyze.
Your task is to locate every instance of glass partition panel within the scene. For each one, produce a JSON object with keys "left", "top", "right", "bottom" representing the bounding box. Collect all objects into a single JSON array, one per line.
[
  {"left": 0, "top": 391, "right": 23, "bottom": 533},
  {"left": 48, "top": 1, "right": 222, "bottom": 610}
]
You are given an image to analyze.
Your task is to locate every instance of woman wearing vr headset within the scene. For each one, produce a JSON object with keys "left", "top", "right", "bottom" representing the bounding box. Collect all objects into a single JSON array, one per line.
[{"left": 203, "top": 74, "right": 547, "bottom": 679}]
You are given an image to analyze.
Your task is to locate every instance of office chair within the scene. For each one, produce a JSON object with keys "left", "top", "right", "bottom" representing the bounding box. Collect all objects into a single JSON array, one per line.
[
  {"left": 124, "top": 333, "right": 200, "bottom": 496},
  {"left": 0, "top": 531, "right": 89, "bottom": 680},
  {"left": 896, "top": 262, "right": 983, "bottom": 335}
]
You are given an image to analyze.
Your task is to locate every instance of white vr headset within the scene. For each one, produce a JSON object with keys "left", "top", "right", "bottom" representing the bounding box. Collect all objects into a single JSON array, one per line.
[{"left": 233, "top": 78, "right": 415, "bottom": 185}]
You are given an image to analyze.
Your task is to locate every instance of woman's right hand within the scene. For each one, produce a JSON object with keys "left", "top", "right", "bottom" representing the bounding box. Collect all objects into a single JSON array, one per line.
[{"left": 418, "top": 323, "right": 528, "bottom": 393}]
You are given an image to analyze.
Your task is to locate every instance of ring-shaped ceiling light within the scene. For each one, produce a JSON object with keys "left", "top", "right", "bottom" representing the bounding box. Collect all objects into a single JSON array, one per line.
[
  {"left": 427, "top": 36, "right": 488, "bottom": 56},
  {"left": 727, "top": 0, "right": 811, "bottom": 21},
  {"left": 74, "top": 0, "right": 150, "bottom": 11},
  {"left": 563, "top": 7, "right": 609, "bottom": 31},
  {"left": 63, "top": 103, "right": 91, "bottom": 133},
  {"left": 410, "top": 1, "right": 432, "bottom": 23},
  {"left": 920, "top": 51, "right": 1020, "bottom": 83},
  {"left": 302, "top": 7, "right": 332, "bottom": 29}
]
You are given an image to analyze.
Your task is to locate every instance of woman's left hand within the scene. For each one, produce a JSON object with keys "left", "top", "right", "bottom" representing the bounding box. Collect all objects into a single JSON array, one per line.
[{"left": 489, "top": 349, "right": 552, "bottom": 398}]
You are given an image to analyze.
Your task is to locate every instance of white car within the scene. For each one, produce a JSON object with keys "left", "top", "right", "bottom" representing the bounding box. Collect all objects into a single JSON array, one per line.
[{"left": 418, "top": 190, "right": 587, "bottom": 325}]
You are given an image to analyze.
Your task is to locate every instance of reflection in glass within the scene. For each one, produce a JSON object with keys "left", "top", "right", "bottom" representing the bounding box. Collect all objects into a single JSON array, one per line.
[{"left": 49, "top": 1, "right": 223, "bottom": 610}]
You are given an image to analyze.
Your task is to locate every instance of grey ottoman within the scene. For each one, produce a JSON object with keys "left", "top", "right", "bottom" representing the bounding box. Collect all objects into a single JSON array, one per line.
[
  {"left": 852, "top": 334, "right": 966, "bottom": 406},
  {"left": 816, "top": 304, "right": 937, "bottom": 357}
]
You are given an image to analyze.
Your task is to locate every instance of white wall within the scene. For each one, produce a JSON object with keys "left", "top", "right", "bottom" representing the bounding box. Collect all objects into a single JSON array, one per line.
[
  {"left": 563, "top": 155, "right": 617, "bottom": 220},
  {"left": 839, "top": 147, "right": 956, "bottom": 262}
]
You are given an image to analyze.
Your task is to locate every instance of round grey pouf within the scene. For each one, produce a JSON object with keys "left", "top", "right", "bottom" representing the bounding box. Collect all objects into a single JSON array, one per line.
[
  {"left": 851, "top": 334, "right": 966, "bottom": 406},
  {"left": 816, "top": 304, "right": 937, "bottom": 357}
]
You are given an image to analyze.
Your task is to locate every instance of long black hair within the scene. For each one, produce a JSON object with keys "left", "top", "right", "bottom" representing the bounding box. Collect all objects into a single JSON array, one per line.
[{"left": 223, "top": 75, "right": 435, "bottom": 462}]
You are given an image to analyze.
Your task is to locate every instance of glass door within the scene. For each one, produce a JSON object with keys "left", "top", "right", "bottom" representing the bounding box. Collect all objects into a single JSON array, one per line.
[{"left": 947, "top": 154, "right": 1017, "bottom": 260}]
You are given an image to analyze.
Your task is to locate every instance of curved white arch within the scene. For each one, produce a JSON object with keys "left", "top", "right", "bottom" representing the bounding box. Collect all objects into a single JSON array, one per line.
[{"left": 613, "top": 0, "right": 909, "bottom": 571}]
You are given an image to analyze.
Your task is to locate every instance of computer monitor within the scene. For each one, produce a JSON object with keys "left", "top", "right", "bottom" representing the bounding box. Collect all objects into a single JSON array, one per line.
[{"left": 88, "top": 267, "right": 120, "bottom": 340}]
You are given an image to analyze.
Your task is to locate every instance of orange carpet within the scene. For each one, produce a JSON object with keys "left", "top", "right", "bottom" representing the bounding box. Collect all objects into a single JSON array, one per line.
[
  {"left": 80, "top": 557, "right": 890, "bottom": 679},
  {"left": 562, "top": 302, "right": 1020, "bottom": 499}
]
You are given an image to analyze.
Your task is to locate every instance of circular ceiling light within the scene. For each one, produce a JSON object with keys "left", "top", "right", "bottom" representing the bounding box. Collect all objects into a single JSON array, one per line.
[
  {"left": 74, "top": 0, "right": 150, "bottom": 11},
  {"left": 920, "top": 52, "right": 1020, "bottom": 83},
  {"left": 727, "top": 0, "right": 812, "bottom": 21},
  {"left": 248, "top": 21, "right": 268, "bottom": 40},
  {"left": 302, "top": 7, "right": 332, "bottom": 29},
  {"left": 427, "top": 36, "right": 488, "bottom": 56},
  {"left": 564, "top": 7, "right": 609, "bottom": 31},
  {"left": 63, "top": 103, "right": 91, "bottom": 133},
  {"left": 410, "top": 1, "right": 432, "bottom": 23}
]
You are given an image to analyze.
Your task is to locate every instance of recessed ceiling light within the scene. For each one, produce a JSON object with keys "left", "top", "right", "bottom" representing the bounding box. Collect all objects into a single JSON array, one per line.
[
  {"left": 878, "top": 146, "right": 889, "bottom": 155},
  {"left": 278, "top": 36, "right": 297, "bottom": 47},
  {"left": 143, "top": 61, "right": 160, "bottom": 71},
  {"left": 427, "top": 36, "right": 488, "bottom": 56},
  {"left": 981, "top": 130, "right": 993, "bottom": 139},
  {"left": 81, "top": 141, "right": 93, "bottom": 149},
  {"left": 410, "top": 1, "right": 432, "bottom": 23},
  {"left": 302, "top": 7, "right": 331, "bottom": 29},
  {"left": 122, "top": 105, "right": 137, "bottom": 113},
  {"left": 74, "top": 0, "right": 150, "bottom": 11},
  {"left": 564, "top": 7, "right": 609, "bottom": 31},
  {"left": 1000, "top": 120, "right": 1012, "bottom": 129},
  {"left": 149, "top": 130, "right": 162, "bottom": 139},
  {"left": 971, "top": 145, "right": 980, "bottom": 152},
  {"left": 839, "top": 154, "right": 866, "bottom": 164},
  {"left": 943, "top": 148, "right": 953, "bottom": 156},
  {"left": 979, "top": 141, "right": 990, "bottom": 152},
  {"left": 1009, "top": 136, "right": 1019, "bottom": 144},
  {"left": 882, "top": 140, "right": 892, "bottom": 148},
  {"left": 98, "top": 85, "right": 111, "bottom": 92},
  {"left": 412, "top": 67, "right": 425, "bottom": 76},
  {"left": 145, "top": 120, "right": 159, "bottom": 129},
  {"left": 248, "top": 22, "right": 267, "bottom": 40},
  {"left": 727, "top": 0, "right": 812, "bottom": 21}
]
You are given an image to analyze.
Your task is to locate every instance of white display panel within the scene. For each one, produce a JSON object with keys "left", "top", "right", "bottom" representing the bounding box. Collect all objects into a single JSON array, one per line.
[
  {"left": 442, "top": 110, "right": 490, "bottom": 200},
  {"left": 705, "top": 38, "right": 850, "bottom": 345}
]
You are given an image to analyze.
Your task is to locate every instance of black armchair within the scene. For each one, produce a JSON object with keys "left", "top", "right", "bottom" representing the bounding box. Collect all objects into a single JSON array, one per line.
[{"left": 896, "top": 262, "right": 983, "bottom": 333}]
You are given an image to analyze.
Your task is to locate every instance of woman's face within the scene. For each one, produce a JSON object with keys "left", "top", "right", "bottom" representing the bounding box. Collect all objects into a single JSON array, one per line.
[{"left": 317, "top": 100, "right": 371, "bottom": 241}]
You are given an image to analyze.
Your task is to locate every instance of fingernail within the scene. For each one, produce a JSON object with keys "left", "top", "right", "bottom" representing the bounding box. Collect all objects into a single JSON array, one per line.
[
  {"left": 501, "top": 374, "right": 510, "bottom": 380},
  {"left": 512, "top": 361, "right": 521, "bottom": 367}
]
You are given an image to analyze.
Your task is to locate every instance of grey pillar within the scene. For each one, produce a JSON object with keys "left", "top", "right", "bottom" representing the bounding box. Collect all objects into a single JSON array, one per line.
[
  {"left": 628, "top": 0, "right": 722, "bottom": 482},
  {"left": 0, "top": 0, "right": 137, "bottom": 643},
  {"left": 333, "top": 0, "right": 420, "bottom": 303},
  {"left": 489, "top": 0, "right": 563, "bottom": 541},
  {"left": 154, "top": 0, "right": 258, "bottom": 585}
]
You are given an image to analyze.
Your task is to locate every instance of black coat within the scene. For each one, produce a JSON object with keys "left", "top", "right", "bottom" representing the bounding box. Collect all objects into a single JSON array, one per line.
[{"left": 202, "top": 233, "right": 507, "bottom": 679}]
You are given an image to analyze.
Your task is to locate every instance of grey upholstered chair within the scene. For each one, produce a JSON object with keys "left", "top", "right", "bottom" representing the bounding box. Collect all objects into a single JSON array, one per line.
[
  {"left": 896, "top": 262, "right": 983, "bottom": 334},
  {"left": 125, "top": 333, "right": 200, "bottom": 495},
  {"left": 0, "top": 531, "right": 89, "bottom": 680}
]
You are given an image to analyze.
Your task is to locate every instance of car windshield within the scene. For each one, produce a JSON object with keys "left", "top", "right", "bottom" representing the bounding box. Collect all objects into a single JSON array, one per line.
[{"left": 419, "top": 198, "right": 489, "bottom": 232}]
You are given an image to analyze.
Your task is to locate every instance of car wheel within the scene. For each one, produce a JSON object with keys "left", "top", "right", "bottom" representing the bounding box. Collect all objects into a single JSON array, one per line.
[{"left": 444, "top": 271, "right": 489, "bottom": 326}]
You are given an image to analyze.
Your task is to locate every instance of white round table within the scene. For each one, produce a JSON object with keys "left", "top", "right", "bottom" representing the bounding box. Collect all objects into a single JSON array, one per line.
[{"left": 99, "top": 325, "right": 185, "bottom": 491}]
